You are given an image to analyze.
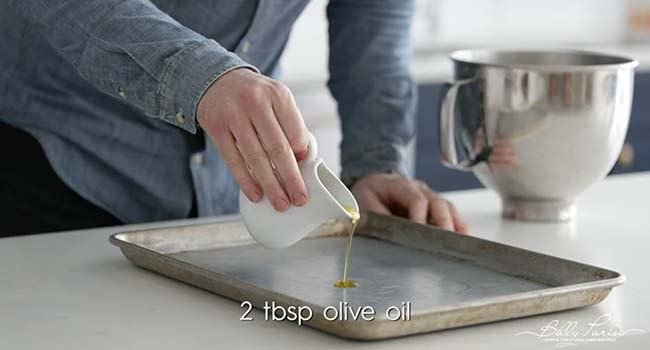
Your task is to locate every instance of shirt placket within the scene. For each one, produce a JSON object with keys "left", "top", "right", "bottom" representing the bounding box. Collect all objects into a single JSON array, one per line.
[
  {"left": 190, "top": 0, "right": 268, "bottom": 217},
  {"left": 233, "top": 0, "right": 267, "bottom": 61}
]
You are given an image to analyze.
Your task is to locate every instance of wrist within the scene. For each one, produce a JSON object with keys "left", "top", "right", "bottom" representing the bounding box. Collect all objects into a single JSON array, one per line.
[
  {"left": 343, "top": 169, "right": 402, "bottom": 190},
  {"left": 197, "top": 66, "right": 258, "bottom": 129},
  {"left": 340, "top": 141, "right": 410, "bottom": 189}
]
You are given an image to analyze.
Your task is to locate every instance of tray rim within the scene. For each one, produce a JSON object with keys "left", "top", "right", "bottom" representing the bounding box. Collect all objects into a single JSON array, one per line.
[
  {"left": 110, "top": 233, "right": 625, "bottom": 313},
  {"left": 109, "top": 213, "right": 625, "bottom": 339}
]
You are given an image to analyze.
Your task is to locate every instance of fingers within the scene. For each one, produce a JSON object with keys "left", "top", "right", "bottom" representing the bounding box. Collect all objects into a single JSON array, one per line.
[
  {"left": 199, "top": 69, "right": 310, "bottom": 212},
  {"left": 212, "top": 130, "right": 262, "bottom": 203},
  {"left": 351, "top": 173, "right": 469, "bottom": 233},
  {"left": 253, "top": 108, "right": 308, "bottom": 206},
  {"left": 489, "top": 141, "right": 517, "bottom": 168},
  {"left": 269, "top": 81, "right": 310, "bottom": 161},
  {"left": 353, "top": 189, "right": 391, "bottom": 216},
  {"left": 233, "top": 121, "right": 290, "bottom": 212},
  {"left": 448, "top": 201, "right": 469, "bottom": 234},
  {"left": 428, "top": 196, "right": 454, "bottom": 231},
  {"left": 417, "top": 182, "right": 468, "bottom": 233},
  {"left": 387, "top": 180, "right": 428, "bottom": 224}
]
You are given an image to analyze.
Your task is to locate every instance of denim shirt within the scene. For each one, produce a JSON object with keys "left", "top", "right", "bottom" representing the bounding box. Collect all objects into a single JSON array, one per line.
[{"left": 0, "top": 0, "right": 417, "bottom": 223}]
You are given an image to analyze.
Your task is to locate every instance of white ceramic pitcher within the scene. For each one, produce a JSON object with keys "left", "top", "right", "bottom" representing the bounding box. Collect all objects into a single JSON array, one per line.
[{"left": 239, "top": 132, "right": 359, "bottom": 248}]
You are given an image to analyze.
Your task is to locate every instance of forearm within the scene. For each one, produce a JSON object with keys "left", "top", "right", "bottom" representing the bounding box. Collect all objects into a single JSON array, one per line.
[
  {"left": 15, "top": 0, "right": 256, "bottom": 133},
  {"left": 331, "top": 76, "right": 417, "bottom": 186},
  {"left": 326, "top": 0, "right": 417, "bottom": 185}
]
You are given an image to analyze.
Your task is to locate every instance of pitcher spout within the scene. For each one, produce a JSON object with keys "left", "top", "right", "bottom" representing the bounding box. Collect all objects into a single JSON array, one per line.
[{"left": 315, "top": 161, "right": 359, "bottom": 220}]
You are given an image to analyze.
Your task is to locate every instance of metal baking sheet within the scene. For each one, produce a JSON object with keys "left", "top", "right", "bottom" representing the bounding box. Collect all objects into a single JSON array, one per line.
[{"left": 109, "top": 212, "right": 624, "bottom": 340}]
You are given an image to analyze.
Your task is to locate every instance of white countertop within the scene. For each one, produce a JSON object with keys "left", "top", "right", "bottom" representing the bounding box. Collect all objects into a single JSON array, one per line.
[{"left": 2, "top": 172, "right": 649, "bottom": 349}]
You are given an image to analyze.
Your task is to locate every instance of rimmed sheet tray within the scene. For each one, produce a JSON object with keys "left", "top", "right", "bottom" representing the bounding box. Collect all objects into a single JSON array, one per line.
[{"left": 110, "top": 212, "right": 623, "bottom": 340}]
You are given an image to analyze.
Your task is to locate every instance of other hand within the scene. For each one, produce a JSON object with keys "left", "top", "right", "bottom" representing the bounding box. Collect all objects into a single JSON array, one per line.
[{"left": 351, "top": 173, "right": 468, "bottom": 233}]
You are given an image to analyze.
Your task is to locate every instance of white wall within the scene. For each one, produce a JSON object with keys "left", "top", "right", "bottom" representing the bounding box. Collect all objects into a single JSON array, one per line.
[
  {"left": 283, "top": 0, "right": 628, "bottom": 86},
  {"left": 413, "top": 0, "right": 626, "bottom": 51},
  {"left": 280, "top": 0, "right": 630, "bottom": 177}
]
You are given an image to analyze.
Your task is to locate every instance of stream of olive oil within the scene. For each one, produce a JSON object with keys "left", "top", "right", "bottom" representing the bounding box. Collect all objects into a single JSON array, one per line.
[{"left": 333, "top": 205, "right": 360, "bottom": 288}]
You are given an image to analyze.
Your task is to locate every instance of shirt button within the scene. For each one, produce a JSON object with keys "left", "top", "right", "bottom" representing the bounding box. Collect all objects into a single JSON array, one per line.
[
  {"left": 176, "top": 112, "right": 185, "bottom": 124},
  {"left": 118, "top": 87, "right": 126, "bottom": 99},
  {"left": 192, "top": 153, "right": 204, "bottom": 165},
  {"left": 241, "top": 41, "right": 251, "bottom": 54}
]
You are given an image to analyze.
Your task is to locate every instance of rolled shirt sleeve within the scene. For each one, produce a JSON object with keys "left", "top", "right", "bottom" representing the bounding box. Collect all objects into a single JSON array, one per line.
[
  {"left": 15, "top": 0, "right": 257, "bottom": 133},
  {"left": 326, "top": 0, "right": 417, "bottom": 186}
]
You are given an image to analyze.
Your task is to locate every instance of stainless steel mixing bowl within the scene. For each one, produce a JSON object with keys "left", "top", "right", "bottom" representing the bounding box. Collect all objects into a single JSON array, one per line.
[{"left": 439, "top": 49, "right": 637, "bottom": 221}]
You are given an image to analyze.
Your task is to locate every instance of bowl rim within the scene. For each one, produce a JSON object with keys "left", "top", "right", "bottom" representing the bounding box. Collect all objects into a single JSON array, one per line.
[{"left": 450, "top": 49, "right": 639, "bottom": 71}]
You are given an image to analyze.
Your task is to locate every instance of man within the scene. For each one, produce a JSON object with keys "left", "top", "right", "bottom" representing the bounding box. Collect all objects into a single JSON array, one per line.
[{"left": 0, "top": 0, "right": 467, "bottom": 236}]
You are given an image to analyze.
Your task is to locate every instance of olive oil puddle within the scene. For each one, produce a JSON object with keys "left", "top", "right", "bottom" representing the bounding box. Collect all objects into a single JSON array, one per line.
[{"left": 334, "top": 205, "right": 360, "bottom": 288}]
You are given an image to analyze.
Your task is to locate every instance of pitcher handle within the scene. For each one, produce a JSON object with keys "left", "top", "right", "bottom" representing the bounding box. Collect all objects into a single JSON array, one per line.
[
  {"left": 439, "top": 77, "right": 480, "bottom": 171},
  {"left": 303, "top": 131, "right": 318, "bottom": 162}
]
